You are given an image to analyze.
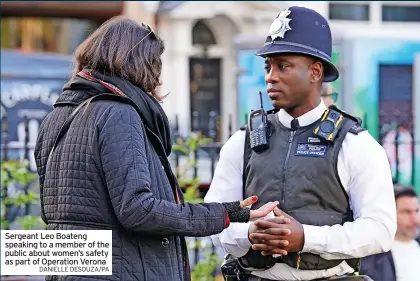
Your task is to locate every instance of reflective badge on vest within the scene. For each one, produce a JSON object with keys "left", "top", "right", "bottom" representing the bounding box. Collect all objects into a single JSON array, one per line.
[{"left": 295, "top": 143, "right": 328, "bottom": 157}]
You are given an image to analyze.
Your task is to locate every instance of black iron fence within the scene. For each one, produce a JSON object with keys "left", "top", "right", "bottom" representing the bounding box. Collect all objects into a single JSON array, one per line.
[
  {"left": 0, "top": 112, "right": 233, "bottom": 274},
  {"left": 2, "top": 110, "right": 419, "bottom": 272},
  {"left": 1, "top": 115, "right": 39, "bottom": 228}
]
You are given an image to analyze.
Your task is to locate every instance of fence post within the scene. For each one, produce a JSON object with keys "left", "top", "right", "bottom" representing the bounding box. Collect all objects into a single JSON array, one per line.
[
  {"left": 192, "top": 111, "right": 199, "bottom": 266},
  {"left": 395, "top": 122, "right": 400, "bottom": 184},
  {"left": 412, "top": 136, "right": 416, "bottom": 187},
  {"left": 208, "top": 111, "right": 217, "bottom": 142},
  {"left": 2, "top": 115, "right": 8, "bottom": 161},
  {"left": 1, "top": 115, "right": 9, "bottom": 229},
  {"left": 173, "top": 115, "right": 180, "bottom": 178},
  {"left": 23, "top": 116, "right": 31, "bottom": 216}
]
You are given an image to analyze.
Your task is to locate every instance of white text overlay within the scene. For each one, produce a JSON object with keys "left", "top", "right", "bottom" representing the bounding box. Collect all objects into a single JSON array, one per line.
[{"left": 1, "top": 230, "right": 112, "bottom": 275}]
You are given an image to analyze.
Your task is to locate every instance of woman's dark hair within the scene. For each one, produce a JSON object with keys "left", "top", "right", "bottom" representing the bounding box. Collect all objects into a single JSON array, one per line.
[{"left": 72, "top": 16, "right": 165, "bottom": 101}]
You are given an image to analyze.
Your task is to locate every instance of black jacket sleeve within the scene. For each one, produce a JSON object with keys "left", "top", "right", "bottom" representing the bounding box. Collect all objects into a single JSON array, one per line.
[{"left": 98, "top": 106, "right": 228, "bottom": 237}]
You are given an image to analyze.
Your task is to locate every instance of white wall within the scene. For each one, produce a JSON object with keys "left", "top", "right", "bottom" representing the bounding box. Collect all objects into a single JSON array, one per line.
[
  {"left": 139, "top": 1, "right": 420, "bottom": 141},
  {"left": 302, "top": 1, "right": 420, "bottom": 40},
  {"left": 157, "top": 2, "right": 282, "bottom": 141}
]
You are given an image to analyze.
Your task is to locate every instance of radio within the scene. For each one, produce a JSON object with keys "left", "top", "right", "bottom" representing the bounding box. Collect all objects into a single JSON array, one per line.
[{"left": 248, "top": 91, "right": 270, "bottom": 152}]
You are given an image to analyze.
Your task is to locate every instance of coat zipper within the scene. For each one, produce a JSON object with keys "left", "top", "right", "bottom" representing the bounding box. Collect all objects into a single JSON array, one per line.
[
  {"left": 281, "top": 130, "right": 296, "bottom": 203},
  {"left": 281, "top": 128, "right": 300, "bottom": 270}
]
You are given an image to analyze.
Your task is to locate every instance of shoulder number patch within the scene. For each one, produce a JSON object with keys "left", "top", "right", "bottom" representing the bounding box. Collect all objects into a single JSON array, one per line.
[{"left": 349, "top": 125, "right": 366, "bottom": 135}]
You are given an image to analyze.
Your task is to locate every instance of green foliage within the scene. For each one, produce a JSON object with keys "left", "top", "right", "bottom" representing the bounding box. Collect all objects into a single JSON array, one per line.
[
  {"left": 172, "top": 133, "right": 221, "bottom": 281},
  {"left": 16, "top": 215, "right": 45, "bottom": 230},
  {"left": 1, "top": 160, "right": 38, "bottom": 186},
  {"left": 172, "top": 133, "right": 212, "bottom": 204},
  {"left": 191, "top": 252, "right": 223, "bottom": 281},
  {"left": 1, "top": 160, "right": 45, "bottom": 230}
]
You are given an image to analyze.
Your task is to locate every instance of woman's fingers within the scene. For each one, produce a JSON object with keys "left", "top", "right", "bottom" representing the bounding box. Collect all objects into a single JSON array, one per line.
[
  {"left": 250, "top": 201, "right": 279, "bottom": 219},
  {"left": 239, "top": 195, "right": 258, "bottom": 207}
]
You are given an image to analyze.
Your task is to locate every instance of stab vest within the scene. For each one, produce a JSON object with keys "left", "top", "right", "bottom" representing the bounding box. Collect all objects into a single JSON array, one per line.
[{"left": 240, "top": 108, "right": 365, "bottom": 271}]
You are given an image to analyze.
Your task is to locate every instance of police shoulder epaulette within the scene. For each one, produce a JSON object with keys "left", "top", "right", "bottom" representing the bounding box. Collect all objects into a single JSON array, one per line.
[
  {"left": 329, "top": 105, "right": 359, "bottom": 123},
  {"left": 328, "top": 105, "right": 366, "bottom": 135},
  {"left": 349, "top": 124, "right": 366, "bottom": 135},
  {"left": 267, "top": 108, "right": 280, "bottom": 115}
]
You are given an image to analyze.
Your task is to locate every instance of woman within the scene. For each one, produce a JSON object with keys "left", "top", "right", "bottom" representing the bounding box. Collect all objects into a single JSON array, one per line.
[{"left": 34, "top": 17, "right": 277, "bottom": 281}]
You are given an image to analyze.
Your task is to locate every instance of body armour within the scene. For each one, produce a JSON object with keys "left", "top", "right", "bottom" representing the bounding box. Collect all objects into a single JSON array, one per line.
[{"left": 242, "top": 110, "right": 362, "bottom": 271}]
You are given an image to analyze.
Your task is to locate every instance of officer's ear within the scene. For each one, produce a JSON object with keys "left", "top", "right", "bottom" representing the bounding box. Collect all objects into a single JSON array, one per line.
[{"left": 310, "top": 60, "right": 323, "bottom": 84}]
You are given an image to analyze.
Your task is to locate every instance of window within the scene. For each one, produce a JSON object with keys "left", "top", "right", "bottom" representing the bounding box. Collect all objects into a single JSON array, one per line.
[
  {"left": 1, "top": 17, "right": 100, "bottom": 54},
  {"left": 382, "top": 5, "right": 420, "bottom": 22},
  {"left": 192, "top": 20, "right": 217, "bottom": 47},
  {"left": 329, "top": 3, "right": 370, "bottom": 21}
]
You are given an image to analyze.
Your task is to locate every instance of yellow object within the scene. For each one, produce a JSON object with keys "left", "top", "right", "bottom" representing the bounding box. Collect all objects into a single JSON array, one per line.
[{"left": 296, "top": 252, "right": 302, "bottom": 270}]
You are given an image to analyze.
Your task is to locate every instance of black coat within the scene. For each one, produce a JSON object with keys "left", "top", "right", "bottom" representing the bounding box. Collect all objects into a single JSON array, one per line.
[
  {"left": 360, "top": 251, "right": 396, "bottom": 281},
  {"left": 35, "top": 74, "right": 228, "bottom": 281},
  {"left": 360, "top": 234, "right": 420, "bottom": 281}
]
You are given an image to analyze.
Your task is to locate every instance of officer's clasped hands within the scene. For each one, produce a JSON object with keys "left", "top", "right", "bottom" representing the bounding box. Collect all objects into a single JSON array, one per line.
[{"left": 248, "top": 207, "right": 305, "bottom": 256}]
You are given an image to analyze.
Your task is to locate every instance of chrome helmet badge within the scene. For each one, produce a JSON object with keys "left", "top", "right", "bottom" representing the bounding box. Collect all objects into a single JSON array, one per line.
[{"left": 269, "top": 8, "right": 292, "bottom": 40}]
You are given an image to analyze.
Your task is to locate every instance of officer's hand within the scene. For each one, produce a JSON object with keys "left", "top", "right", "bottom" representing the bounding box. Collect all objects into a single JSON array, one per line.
[
  {"left": 248, "top": 214, "right": 291, "bottom": 256},
  {"left": 240, "top": 196, "right": 279, "bottom": 220},
  {"left": 250, "top": 207, "right": 304, "bottom": 255}
]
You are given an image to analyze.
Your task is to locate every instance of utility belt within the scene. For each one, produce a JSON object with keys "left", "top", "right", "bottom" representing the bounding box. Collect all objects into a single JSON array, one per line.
[
  {"left": 221, "top": 254, "right": 251, "bottom": 281},
  {"left": 220, "top": 254, "right": 367, "bottom": 281},
  {"left": 221, "top": 253, "right": 280, "bottom": 281}
]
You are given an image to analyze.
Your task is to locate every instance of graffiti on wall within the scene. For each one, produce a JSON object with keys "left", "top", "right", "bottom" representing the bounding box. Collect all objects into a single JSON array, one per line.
[{"left": 349, "top": 39, "right": 420, "bottom": 190}]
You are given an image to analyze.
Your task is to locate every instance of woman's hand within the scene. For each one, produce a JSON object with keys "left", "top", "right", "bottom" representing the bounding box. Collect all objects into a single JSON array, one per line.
[{"left": 240, "top": 196, "right": 279, "bottom": 220}]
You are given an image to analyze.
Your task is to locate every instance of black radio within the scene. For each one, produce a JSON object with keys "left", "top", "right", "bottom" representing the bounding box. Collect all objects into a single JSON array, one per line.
[{"left": 248, "top": 91, "right": 270, "bottom": 152}]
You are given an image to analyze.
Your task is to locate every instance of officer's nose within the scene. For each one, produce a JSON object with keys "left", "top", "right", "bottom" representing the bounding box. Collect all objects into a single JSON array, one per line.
[{"left": 265, "top": 68, "right": 279, "bottom": 85}]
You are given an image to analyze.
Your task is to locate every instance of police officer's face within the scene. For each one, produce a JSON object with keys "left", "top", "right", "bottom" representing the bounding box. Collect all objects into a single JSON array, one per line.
[
  {"left": 264, "top": 54, "right": 322, "bottom": 110},
  {"left": 396, "top": 196, "right": 420, "bottom": 241}
]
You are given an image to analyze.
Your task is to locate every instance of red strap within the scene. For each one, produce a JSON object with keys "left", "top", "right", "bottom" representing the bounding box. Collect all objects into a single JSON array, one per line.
[{"left": 78, "top": 70, "right": 126, "bottom": 97}]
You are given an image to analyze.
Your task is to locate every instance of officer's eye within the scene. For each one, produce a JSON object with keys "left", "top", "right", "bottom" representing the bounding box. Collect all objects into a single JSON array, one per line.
[
  {"left": 278, "top": 64, "right": 289, "bottom": 70},
  {"left": 264, "top": 65, "right": 271, "bottom": 73}
]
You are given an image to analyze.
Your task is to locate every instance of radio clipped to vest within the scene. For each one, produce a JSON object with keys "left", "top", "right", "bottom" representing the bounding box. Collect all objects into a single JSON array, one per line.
[
  {"left": 313, "top": 106, "right": 344, "bottom": 142},
  {"left": 248, "top": 91, "right": 270, "bottom": 152}
]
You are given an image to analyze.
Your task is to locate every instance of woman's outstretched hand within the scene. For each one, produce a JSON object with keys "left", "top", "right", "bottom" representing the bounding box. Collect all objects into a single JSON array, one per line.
[{"left": 240, "top": 196, "right": 279, "bottom": 220}]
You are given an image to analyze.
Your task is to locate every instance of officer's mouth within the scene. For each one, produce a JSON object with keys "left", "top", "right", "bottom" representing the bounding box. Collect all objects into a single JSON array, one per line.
[{"left": 268, "top": 90, "right": 283, "bottom": 99}]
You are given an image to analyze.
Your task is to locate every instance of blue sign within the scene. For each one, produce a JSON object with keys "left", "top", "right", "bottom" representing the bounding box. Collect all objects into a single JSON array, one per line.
[
  {"left": 237, "top": 49, "right": 273, "bottom": 127},
  {"left": 1, "top": 50, "right": 72, "bottom": 168}
]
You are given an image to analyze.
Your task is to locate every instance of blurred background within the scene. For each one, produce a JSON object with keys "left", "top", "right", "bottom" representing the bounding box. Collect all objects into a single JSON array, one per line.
[{"left": 1, "top": 1, "right": 420, "bottom": 280}]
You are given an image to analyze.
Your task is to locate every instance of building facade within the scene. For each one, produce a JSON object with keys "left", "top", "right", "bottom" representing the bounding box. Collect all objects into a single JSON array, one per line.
[{"left": 2, "top": 1, "right": 420, "bottom": 190}]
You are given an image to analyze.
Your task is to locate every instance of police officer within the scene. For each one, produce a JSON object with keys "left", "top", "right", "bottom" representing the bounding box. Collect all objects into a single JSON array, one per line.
[{"left": 205, "top": 6, "right": 396, "bottom": 281}]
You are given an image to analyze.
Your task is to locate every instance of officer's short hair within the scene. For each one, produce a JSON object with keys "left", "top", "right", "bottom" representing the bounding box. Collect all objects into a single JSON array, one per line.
[{"left": 394, "top": 184, "right": 418, "bottom": 200}]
